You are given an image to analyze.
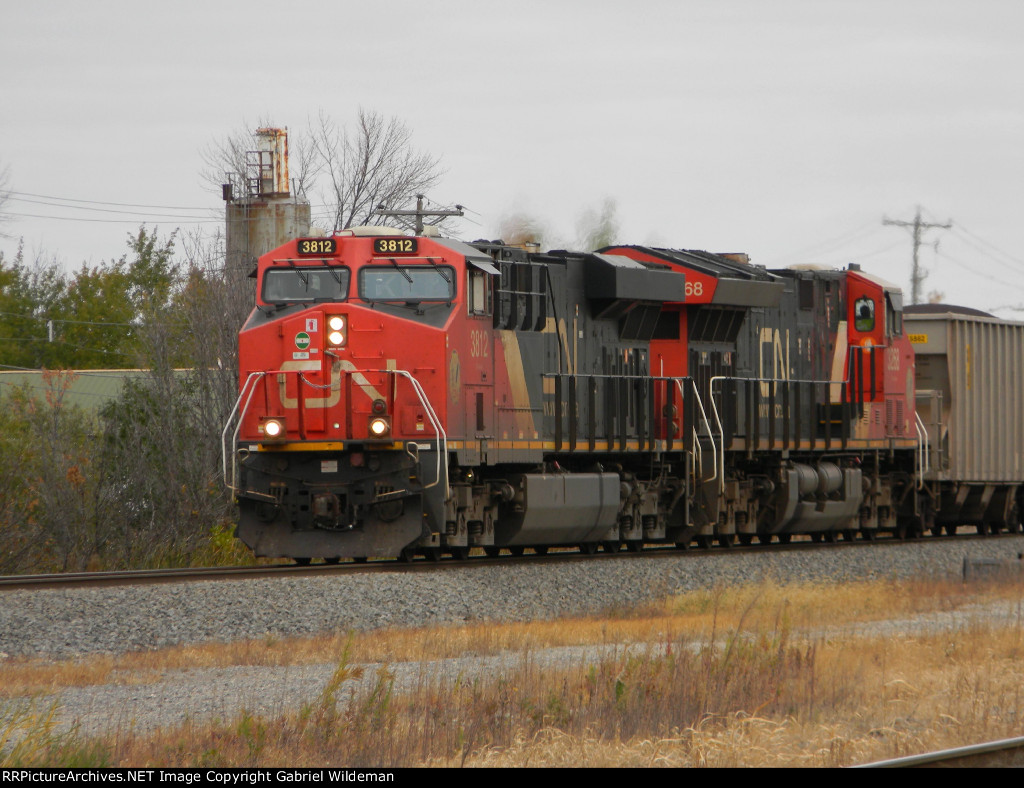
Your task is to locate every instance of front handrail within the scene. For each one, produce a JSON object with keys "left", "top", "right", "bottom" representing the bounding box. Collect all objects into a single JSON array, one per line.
[
  {"left": 222, "top": 371, "right": 267, "bottom": 492},
  {"left": 221, "top": 366, "right": 449, "bottom": 499}
]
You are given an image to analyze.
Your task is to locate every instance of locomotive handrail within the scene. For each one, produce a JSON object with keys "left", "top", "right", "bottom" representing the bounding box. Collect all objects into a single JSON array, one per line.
[
  {"left": 675, "top": 378, "right": 717, "bottom": 485},
  {"left": 222, "top": 371, "right": 268, "bottom": 492},
  {"left": 708, "top": 374, "right": 848, "bottom": 497},
  {"left": 360, "top": 368, "right": 449, "bottom": 497},
  {"left": 914, "top": 410, "right": 930, "bottom": 488}
]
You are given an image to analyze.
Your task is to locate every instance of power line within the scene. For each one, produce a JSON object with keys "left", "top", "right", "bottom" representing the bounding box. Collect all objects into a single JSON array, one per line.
[
  {"left": 7, "top": 190, "right": 212, "bottom": 211},
  {"left": 9, "top": 196, "right": 214, "bottom": 220},
  {"left": 950, "top": 224, "right": 1024, "bottom": 272},
  {"left": 933, "top": 247, "right": 1024, "bottom": 293},
  {"left": 765, "top": 220, "right": 881, "bottom": 265}
]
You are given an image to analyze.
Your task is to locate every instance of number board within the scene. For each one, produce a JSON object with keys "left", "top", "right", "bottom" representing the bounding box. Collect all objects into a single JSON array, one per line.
[
  {"left": 296, "top": 238, "right": 337, "bottom": 256},
  {"left": 373, "top": 237, "right": 418, "bottom": 255}
]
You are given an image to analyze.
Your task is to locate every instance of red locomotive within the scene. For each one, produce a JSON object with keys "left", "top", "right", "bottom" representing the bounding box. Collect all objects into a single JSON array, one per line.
[{"left": 223, "top": 227, "right": 1021, "bottom": 562}]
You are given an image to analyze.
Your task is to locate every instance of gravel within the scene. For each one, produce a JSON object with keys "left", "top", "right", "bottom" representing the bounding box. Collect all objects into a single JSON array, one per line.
[
  {"left": 2, "top": 537, "right": 1022, "bottom": 661},
  {"left": 1, "top": 536, "right": 1022, "bottom": 738}
]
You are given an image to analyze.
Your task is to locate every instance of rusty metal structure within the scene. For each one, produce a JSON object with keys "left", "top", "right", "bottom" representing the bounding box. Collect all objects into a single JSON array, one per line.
[{"left": 224, "top": 128, "right": 312, "bottom": 276}]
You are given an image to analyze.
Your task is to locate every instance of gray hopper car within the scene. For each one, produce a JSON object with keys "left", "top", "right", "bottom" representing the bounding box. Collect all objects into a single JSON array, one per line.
[{"left": 906, "top": 306, "right": 1024, "bottom": 534}]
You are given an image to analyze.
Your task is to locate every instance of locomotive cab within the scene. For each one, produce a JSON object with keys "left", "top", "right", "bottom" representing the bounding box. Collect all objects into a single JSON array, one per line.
[{"left": 226, "top": 228, "right": 484, "bottom": 561}]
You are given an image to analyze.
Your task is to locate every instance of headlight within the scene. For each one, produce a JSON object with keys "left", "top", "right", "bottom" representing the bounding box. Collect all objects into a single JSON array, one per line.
[
  {"left": 261, "top": 418, "right": 286, "bottom": 441},
  {"left": 368, "top": 416, "right": 391, "bottom": 438},
  {"left": 327, "top": 315, "right": 347, "bottom": 347}
]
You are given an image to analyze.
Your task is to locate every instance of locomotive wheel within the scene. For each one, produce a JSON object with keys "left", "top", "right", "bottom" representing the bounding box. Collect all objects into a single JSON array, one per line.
[
  {"left": 717, "top": 534, "right": 735, "bottom": 548},
  {"left": 450, "top": 547, "right": 470, "bottom": 560},
  {"left": 976, "top": 522, "right": 990, "bottom": 536},
  {"left": 424, "top": 547, "right": 442, "bottom": 562},
  {"left": 824, "top": 531, "right": 838, "bottom": 544},
  {"left": 509, "top": 546, "right": 526, "bottom": 557},
  {"left": 484, "top": 547, "right": 501, "bottom": 558},
  {"left": 944, "top": 524, "right": 957, "bottom": 536},
  {"left": 534, "top": 546, "right": 550, "bottom": 556},
  {"left": 294, "top": 557, "right": 312, "bottom": 566},
  {"left": 323, "top": 557, "right": 341, "bottom": 565},
  {"left": 810, "top": 533, "right": 823, "bottom": 544},
  {"left": 697, "top": 536, "right": 713, "bottom": 550},
  {"left": 841, "top": 530, "right": 856, "bottom": 542},
  {"left": 579, "top": 543, "right": 598, "bottom": 555},
  {"left": 930, "top": 525, "right": 943, "bottom": 537},
  {"left": 352, "top": 556, "right": 368, "bottom": 564},
  {"left": 861, "top": 529, "right": 877, "bottom": 542},
  {"left": 675, "top": 539, "right": 690, "bottom": 551},
  {"left": 625, "top": 540, "right": 643, "bottom": 553},
  {"left": 398, "top": 548, "right": 415, "bottom": 563},
  {"left": 777, "top": 534, "right": 792, "bottom": 545},
  {"left": 602, "top": 541, "right": 621, "bottom": 554},
  {"left": 757, "top": 534, "right": 773, "bottom": 545},
  {"left": 738, "top": 534, "right": 753, "bottom": 546}
]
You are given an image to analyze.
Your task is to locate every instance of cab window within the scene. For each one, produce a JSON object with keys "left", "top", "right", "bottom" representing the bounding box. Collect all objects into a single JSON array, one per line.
[
  {"left": 885, "top": 292, "right": 903, "bottom": 337},
  {"left": 468, "top": 268, "right": 492, "bottom": 316},
  {"left": 262, "top": 267, "right": 349, "bottom": 304},
  {"left": 854, "top": 297, "right": 875, "bottom": 332},
  {"left": 359, "top": 266, "right": 455, "bottom": 302}
]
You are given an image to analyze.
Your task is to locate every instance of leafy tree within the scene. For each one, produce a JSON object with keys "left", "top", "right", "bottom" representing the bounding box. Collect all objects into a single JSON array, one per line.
[
  {"left": 0, "top": 372, "right": 100, "bottom": 572},
  {"left": 0, "top": 244, "right": 68, "bottom": 369},
  {"left": 0, "top": 228, "right": 179, "bottom": 370}
]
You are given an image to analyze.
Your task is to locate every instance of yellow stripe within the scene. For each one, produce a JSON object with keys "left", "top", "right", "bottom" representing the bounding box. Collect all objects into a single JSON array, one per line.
[
  {"left": 256, "top": 437, "right": 917, "bottom": 454},
  {"left": 498, "top": 330, "right": 537, "bottom": 438}
]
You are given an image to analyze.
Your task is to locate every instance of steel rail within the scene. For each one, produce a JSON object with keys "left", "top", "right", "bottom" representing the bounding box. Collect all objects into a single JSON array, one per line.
[
  {"left": 2, "top": 533, "right": 1019, "bottom": 592},
  {"left": 853, "top": 735, "right": 1024, "bottom": 768}
]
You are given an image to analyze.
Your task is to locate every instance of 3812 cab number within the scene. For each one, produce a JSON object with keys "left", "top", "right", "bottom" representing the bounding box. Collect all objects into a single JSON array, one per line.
[
  {"left": 373, "top": 238, "right": 418, "bottom": 255},
  {"left": 296, "top": 238, "right": 337, "bottom": 255}
]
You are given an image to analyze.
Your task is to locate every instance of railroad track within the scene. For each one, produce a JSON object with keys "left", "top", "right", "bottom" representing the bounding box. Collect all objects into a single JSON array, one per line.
[
  {"left": 0, "top": 532, "right": 1018, "bottom": 591},
  {"left": 856, "top": 735, "right": 1024, "bottom": 767}
]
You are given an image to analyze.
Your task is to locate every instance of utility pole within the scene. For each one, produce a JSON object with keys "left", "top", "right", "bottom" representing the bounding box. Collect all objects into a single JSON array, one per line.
[
  {"left": 883, "top": 206, "right": 952, "bottom": 305},
  {"left": 374, "top": 194, "right": 464, "bottom": 235}
]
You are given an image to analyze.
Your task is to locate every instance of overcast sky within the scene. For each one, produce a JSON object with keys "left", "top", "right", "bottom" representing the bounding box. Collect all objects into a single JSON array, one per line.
[{"left": 2, "top": 0, "right": 1022, "bottom": 316}]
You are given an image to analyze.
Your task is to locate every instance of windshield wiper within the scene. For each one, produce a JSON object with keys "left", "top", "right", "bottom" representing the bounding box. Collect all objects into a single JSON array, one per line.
[
  {"left": 426, "top": 257, "right": 451, "bottom": 283},
  {"left": 284, "top": 260, "right": 308, "bottom": 288},
  {"left": 389, "top": 258, "right": 414, "bottom": 283}
]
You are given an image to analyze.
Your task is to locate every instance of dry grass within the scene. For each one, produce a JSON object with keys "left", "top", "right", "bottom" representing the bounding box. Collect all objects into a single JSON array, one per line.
[{"left": 2, "top": 575, "right": 1023, "bottom": 767}]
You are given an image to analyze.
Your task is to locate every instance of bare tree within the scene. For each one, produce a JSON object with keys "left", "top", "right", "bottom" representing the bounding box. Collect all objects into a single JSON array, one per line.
[{"left": 311, "top": 109, "right": 443, "bottom": 231}]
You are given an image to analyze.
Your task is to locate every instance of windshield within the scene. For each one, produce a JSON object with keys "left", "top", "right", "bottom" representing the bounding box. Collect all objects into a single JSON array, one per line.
[
  {"left": 359, "top": 266, "right": 455, "bottom": 302},
  {"left": 262, "top": 267, "right": 349, "bottom": 304}
]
